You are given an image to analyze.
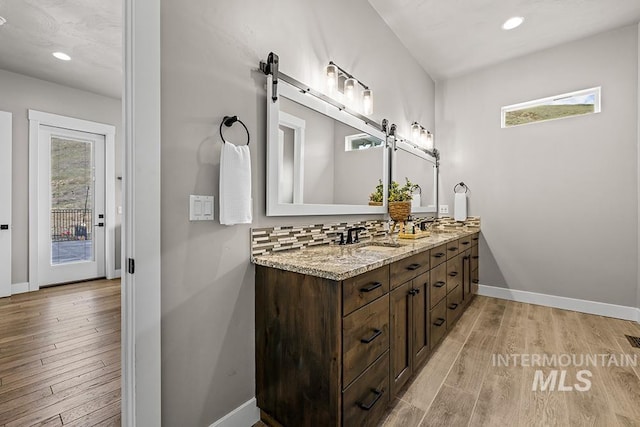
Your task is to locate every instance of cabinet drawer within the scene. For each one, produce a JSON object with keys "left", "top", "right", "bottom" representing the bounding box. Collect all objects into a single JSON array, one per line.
[
  {"left": 430, "top": 244, "right": 447, "bottom": 268},
  {"left": 471, "top": 232, "right": 480, "bottom": 246},
  {"left": 343, "top": 295, "right": 390, "bottom": 387},
  {"left": 390, "top": 252, "right": 430, "bottom": 289},
  {"left": 430, "top": 299, "right": 447, "bottom": 349},
  {"left": 459, "top": 234, "right": 472, "bottom": 249},
  {"left": 446, "top": 240, "right": 460, "bottom": 260},
  {"left": 446, "top": 285, "right": 463, "bottom": 325},
  {"left": 343, "top": 352, "right": 390, "bottom": 427},
  {"left": 429, "top": 263, "right": 447, "bottom": 309},
  {"left": 446, "top": 255, "right": 462, "bottom": 294},
  {"left": 343, "top": 265, "right": 390, "bottom": 316},
  {"left": 471, "top": 245, "right": 479, "bottom": 272}
]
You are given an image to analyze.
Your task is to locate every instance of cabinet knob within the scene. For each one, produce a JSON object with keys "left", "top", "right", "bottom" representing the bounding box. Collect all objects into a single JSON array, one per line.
[{"left": 433, "top": 281, "right": 445, "bottom": 288}]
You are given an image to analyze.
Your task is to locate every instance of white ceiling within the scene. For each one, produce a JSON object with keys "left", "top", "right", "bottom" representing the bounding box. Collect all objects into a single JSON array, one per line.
[
  {"left": 368, "top": 0, "right": 640, "bottom": 81},
  {"left": 0, "top": 0, "right": 121, "bottom": 99}
]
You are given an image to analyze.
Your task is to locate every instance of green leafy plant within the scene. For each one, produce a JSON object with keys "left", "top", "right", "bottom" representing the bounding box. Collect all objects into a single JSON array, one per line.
[
  {"left": 369, "top": 179, "right": 384, "bottom": 203},
  {"left": 370, "top": 178, "right": 420, "bottom": 203},
  {"left": 389, "top": 178, "right": 420, "bottom": 202}
]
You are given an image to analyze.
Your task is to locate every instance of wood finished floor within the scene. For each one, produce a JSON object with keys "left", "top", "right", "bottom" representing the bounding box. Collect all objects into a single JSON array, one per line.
[
  {"left": 382, "top": 296, "right": 640, "bottom": 427},
  {"left": 0, "top": 279, "right": 121, "bottom": 427},
  {"left": 255, "top": 296, "right": 640, "bottom": 427}
]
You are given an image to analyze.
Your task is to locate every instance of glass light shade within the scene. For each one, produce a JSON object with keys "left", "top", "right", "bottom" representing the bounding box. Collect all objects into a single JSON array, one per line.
[
  {"left": 411, "top": 122, "right": 421, "bottom": 143},
  {"left": 426, "top": 132, "right": 434, "bottom": 150},
  {"left": 419, "top": 128, "right": 429, "bottom": 148},
  {"left": 344, "top": 78, "right": 358, "bottom": 101},
  {"left": 326, "top": 64, "right": 338, "bottom": 92},
  {"left": 362, "top": 89, "right": 373, "bottom": 115}
]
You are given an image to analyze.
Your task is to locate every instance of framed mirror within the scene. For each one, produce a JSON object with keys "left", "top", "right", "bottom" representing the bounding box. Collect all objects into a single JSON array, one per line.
[
  {"left": 393, "top": 139, "right": 438, "bottom": 214},
  {"left": 266, "top": 75, "right": 389, "bottom": 216}
]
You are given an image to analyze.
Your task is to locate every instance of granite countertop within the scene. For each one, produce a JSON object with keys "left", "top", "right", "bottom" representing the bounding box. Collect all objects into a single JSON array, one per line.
[{"left": 252, "top": 228, "right": 479, "bottom": 281}]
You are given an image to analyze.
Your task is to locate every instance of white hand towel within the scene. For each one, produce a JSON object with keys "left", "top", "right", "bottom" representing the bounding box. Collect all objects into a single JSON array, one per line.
[
  {"left": 219, "top": 142, "right": 252, "bottom": 225},
  {"left": 454, "top": 192, "right": 467, "bottom": 222}
]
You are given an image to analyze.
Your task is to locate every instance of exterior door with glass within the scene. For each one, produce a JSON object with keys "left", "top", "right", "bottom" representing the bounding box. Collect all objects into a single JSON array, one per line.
[{"left": 38, "top": 125, "right": 106, "bottom": 286}]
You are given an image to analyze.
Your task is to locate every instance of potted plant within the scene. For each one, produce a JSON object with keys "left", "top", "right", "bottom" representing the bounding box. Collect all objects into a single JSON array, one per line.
[
  {"left": 370, "top": 178, "right": 420, "bottom": 221},
  {"left": 368, "top": 179, "right": 384, "bottom": 206}
]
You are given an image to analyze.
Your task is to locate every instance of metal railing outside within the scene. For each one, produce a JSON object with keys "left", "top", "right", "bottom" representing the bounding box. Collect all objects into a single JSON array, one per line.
[{"left": 51, "top": 209, "right": 93, "bottom": 242}]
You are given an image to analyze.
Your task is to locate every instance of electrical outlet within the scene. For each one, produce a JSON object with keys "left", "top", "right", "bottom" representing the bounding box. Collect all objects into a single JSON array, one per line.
[{"left": 439, "top": 205, "right": 449, "bottom": 214}]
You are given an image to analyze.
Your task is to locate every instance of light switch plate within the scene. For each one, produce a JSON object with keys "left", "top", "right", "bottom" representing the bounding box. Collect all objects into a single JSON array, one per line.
[
  {"left": 190, "top": 195, "right": 214, "bottom": 221},
  {"left": 439, "top": 205, "right": 449, "bottom": 214}
]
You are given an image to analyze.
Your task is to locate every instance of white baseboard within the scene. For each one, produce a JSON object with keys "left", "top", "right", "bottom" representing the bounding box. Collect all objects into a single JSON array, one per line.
[
  {"left": 11, "top": 282, "right": 29, "bottom": 295},
  {"left": 112, "top": 269, "right": 121, "bottom": 279},
  {"left": 209, "top": 398, "right": 260, "bottom": 427},
  {"left": 478, "top": 284, "right": 640, "bottom": 322}
]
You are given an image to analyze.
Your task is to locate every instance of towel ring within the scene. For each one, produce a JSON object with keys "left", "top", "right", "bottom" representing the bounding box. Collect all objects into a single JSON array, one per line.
[
  {"left": 219, "top": 115, "right": 250, "bottom": 145},
  {"left": 454, "top": 182, "right": 469, "bottom": 193}
]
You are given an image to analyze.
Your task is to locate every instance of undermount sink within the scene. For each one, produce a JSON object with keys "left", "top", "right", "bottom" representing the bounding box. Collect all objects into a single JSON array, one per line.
[{"left": 353, "top": 241, "right": 402, "bottom": 253}]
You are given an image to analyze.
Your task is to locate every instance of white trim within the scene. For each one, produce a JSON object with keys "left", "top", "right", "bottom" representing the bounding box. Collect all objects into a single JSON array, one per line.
[
  {"left": 478, "top": 284, "right": 640, "bottom": 322},
  {"left": 11, "top": 282, "right": 29, "bottom": 295},
  {"left": 266, "top": 76, "right": 389, "bottom": 216},
  {"left": 28, "top": 110, "right": 118, "bottom": 289},
  {"left": 501, "top": 86, "right": 601, "bottom": 128},
  {"left": 122, "top": 0, "right": 162, "bottom": 424},
  {"left": 112, "top": 269, "right": 121, "bottom": 279},
  {"left": 209, "top": 398, "right": 260, "bottom": 427},
  {"left": 278, "top": 111, "right": 305, "bottom": 204}
]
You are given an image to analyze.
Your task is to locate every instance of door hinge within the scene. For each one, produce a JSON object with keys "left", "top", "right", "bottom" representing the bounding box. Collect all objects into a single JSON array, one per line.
[{"left": 127, "top": 258, "right": 135, "bottom": 274}]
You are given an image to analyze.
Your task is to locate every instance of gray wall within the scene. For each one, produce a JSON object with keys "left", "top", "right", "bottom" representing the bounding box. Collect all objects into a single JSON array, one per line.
[
  {"left": 160, "top": 0, "right": 435, "bottom": 425},
  {"left": 0, "top": 68, "right": 122, "bottom": 283},
  {"left": 333, "top": 121, "right": 384, "bottom": 205},
  {"left": 436, "top": 25, "right": 638, "bottom": 307},
  {"left": 638, "top": 23, "right": 640, "bottom": 311}
]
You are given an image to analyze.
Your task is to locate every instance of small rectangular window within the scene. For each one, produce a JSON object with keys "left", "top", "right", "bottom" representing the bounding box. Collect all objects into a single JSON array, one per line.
[
  {"left": 344, "top": 133, "right": 384, "bottom": 151},
  {"left": 501, "top": 87, "right": 601, "bottom": 128}
]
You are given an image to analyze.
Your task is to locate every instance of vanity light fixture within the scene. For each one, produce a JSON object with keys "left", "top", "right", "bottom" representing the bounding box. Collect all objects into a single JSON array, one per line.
[
  {"left": 502, "top": 16, "right": 524, "bottom": 30},
  {"left": 325, "top": 61, "right": 374, "bottom": 115},
  {"left": 344, "top": 77, "right": 358, "bottom": 101},
  {"left": 325, "top": 63, "right": 338, "bottom": 92},
  {"left": 362, "top": 89, "right": 373, "bottom": 116},
  {"left": 411, "top": 121, "right": 434, "bottom": 150},
  {"left": 52, "top": 51, "right": 71, "bottom": 61}
]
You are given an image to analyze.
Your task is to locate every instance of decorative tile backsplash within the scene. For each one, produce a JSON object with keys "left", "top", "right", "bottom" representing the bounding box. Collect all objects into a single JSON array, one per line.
[
  {"left": 251, "top": 220, "right": 387, "bottom": 258},
  {"left": 251, "top": 217, "right": 480, "bottom": 258}
]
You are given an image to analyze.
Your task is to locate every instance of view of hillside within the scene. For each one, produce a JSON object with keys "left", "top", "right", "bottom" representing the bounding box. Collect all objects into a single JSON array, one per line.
[
  {"left": 505, "top": 104, "right": 594, "bottom": 127},
  {"left": 51, "top": 137, "right": 94, "bottom": 210}
]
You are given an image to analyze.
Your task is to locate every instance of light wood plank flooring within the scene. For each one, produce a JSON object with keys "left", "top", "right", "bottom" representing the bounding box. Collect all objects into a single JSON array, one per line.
[
  {"left": 382, "top": 296, "right": 640, "bottom": 427},
  {"left": 0, "top": 279, "right": 121, "bottom": 426},
  {"left": 254, "top": 296, "right": 640, "bottom": 427}
]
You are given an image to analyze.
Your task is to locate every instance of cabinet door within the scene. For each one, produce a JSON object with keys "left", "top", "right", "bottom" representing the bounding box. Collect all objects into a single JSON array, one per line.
[
  {"left": 390, "top": 282, "right": 412, "bottom": 396},
  {"left": 412, "top": 273, "right": 430, "bottom": 369}
]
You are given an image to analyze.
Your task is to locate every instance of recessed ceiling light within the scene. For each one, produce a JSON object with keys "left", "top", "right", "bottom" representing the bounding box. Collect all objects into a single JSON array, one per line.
[
  {"left": 502, "top": 16, "right": 524, "bottom": 30},
  {"left": 52, "top": 52, "right": 71, "bottom": 61},
  {"left": 0, "top": 16, "right": 6, "bottom": 26}
]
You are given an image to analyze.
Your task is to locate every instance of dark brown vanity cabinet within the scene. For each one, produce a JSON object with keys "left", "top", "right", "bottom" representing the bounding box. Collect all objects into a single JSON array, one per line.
[{"left": 255, "top": 233, "right": 479, "bottom": 427}]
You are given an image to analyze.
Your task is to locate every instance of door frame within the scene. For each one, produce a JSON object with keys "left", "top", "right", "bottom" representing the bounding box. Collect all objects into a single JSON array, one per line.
[
  {"left": 0, "top": 111, "right": 11, "bottom": 298},
  {"left": 28, "top": 110, "right": 117, "bottom": 291},
  {"left": 122, "top": 0, "right": 162, "bottom": 424}
]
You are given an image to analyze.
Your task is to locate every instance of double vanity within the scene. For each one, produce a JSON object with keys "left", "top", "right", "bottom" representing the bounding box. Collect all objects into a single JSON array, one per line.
[{"left": 254, "top": 228, "right": 480, "bottom": 426}]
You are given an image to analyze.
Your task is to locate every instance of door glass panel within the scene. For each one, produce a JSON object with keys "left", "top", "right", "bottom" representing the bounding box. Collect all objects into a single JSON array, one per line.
[{"left": 50, "top": 137, "right": 94, "bottom": 265}]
